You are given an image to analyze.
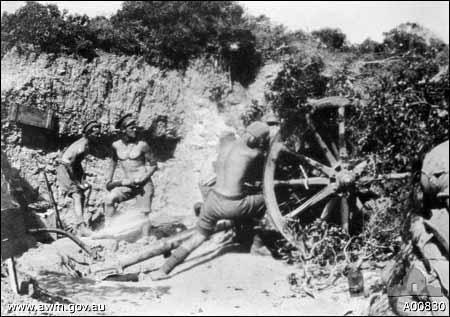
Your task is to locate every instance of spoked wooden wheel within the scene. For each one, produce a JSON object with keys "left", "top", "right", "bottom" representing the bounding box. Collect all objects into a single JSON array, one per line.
[{"left": 263, "top": 97, "right": 410, "bottom": 248}]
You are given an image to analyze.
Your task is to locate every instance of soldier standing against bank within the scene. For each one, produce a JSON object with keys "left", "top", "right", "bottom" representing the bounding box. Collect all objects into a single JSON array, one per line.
[
  {"left": 56, "top": 120, "right": 101, "bottom": 236},
  {"left": 104, "top": 114, "right": 157, "bottom": 234}
]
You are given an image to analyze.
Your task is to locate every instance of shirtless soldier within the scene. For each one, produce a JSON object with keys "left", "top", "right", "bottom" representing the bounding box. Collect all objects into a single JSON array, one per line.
[
  {"left": 150, "top": 121, "right": 271, "bottom": 280},
  {"left": 104, "top": 114, "right": 157, "bottom": 231},
  {"left": 56, "top": 120, "right": 101, "bottom": 236}
]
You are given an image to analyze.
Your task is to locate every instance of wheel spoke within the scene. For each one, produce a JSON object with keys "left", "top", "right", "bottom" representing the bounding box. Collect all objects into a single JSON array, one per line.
[
  {"left": 306, "top": 115, "right": 338, "bottom": 166},
  {"left": 338, "top": 106, "right": 348, "bottom": 160},
  {"left": 330, "top": 141, "right": 339, "bottom": 160},
  {"left": 340, "top": 196, "right": 349, "bottom": 233},
  {"left": 357, "top": 172, "right": 411, "bottom": 184},
  {"left": 320, "top": 197, "right": 338, "bottom": 220},
  {"left": 356, "top": 197, "right": 364, "bottom": 210},
  {"left": 274, "top": 177, "right": 330, "bottom": 187},
  {"left": 280, "top": 146, "right": 335, "bottom": 176},
  {"left": 287, "top": 185, "right": 336, "bottom": 218}
]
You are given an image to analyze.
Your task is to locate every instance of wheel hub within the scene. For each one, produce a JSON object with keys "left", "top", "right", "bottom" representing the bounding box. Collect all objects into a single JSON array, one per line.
[{"left": 334, "top": 164, "right": 358, "bottom": 191}]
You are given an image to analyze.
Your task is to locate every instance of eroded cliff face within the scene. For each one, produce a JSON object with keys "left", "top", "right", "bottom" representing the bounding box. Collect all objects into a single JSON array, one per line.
[{"left": 1, "top": 48, "right": 280, "bottom": 224}]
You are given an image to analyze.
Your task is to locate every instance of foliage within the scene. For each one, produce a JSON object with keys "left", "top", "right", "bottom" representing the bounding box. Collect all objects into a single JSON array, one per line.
[
  {"left": 311, "top": 28, "right": 346, "bottom": 50},
  {"left": 347, "top": 55, "right": 448, "bottom": 174},
  {"left": 86, "top": 16, "right": 140, "bottom": 56},
  {"left": 266, "top": 54, "right": 328, "bottom": 121},
  {"left": 243, "top": 14, "right": 291, "bottom": 61},
  {"left": 2, "top": 1, "right": 262, "bottom": 83},
  {"left": 330, "top": 38, "right": 448, "bottom": 240},
  {"left": 109, "top": 1, "right": 263, "bottom": 77},
  {"left": 358, "top": 38, "right": 385, "bottom": 54},
  {"left": 268, "top": 24, "right": 449, "bottom": 266},
  {"left": 383, "top": 27, "right": 428, "bottom": 55},
  {"left": 1, "top": 1, "right": 96, "bottom": 59}
]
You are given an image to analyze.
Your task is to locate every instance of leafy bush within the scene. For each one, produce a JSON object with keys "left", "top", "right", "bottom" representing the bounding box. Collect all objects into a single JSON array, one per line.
[
  {"left": 2, "top": 1, "right": 262, "bottom": 82},
  {"left": 383, "top": 28, "right": 428, "bottom": 55},
  {"left": 1, "top": 2, "right": 96, "bottom": 59},
  {"left": 87, "top": 16, "right": 140, "bottom": 56},
  {"left": 347, "top": 56, "right": 448, "bottom": 173},
  {"left": 268, "top": 25, "right": 448, "bottom": 260},
  {"left": 243, "top": 14, "right": 290, "bottom": 61},
  {"left": 358, "top": 38, "right": 385, "bottom": 54},
  {"left": 266, "top": 54, "right": 328, "bottom": 121},
  {"left": 111, "top": 1, "right": 262, "bottom": 76},
  {"left": 311, "top": 28, "right": 346, "bottom": 50}
]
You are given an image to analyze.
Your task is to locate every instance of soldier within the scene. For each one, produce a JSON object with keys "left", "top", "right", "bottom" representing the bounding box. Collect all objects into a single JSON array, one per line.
[
  {"left": 413, "top": 140, "right": 448, "bottom": 297},
  {"left": 383, "top": 140, "right": 449, "bottom": 315},
  {"left": 104, "top": 114, "right": 157, "bottom": 234},
  {"left": 56, "top": 120, "right": 101, "bottom": 236},
  {"left": 195, "top": 131, "right": 237, "bottom": 215},
  {"left": 421, "top": 140, "right": 449, "bottom": 210},
  {"left": 150, "top": 121, "right": 272, "bottom": 281}
]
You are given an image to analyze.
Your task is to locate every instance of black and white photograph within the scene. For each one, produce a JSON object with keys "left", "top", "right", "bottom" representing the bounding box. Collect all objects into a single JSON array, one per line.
[{"left": 1, "top": 1, "right": 448, "bottom": 315}]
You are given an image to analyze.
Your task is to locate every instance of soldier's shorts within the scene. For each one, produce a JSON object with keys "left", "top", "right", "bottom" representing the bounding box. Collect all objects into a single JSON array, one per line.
[
  {"left": 109, "top": 180, "right": 154, "bottom": 214},
  {"left": 197, "top": 189, "right": 266, "bottom": 237},
  {"left": 56, "top": 162, "right": 84, "bottom": 197}
]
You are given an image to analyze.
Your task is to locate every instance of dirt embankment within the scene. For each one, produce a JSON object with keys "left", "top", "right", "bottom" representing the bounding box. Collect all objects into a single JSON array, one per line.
[{"left": 1, "top": 48, "right": 280, "bottom": 223}]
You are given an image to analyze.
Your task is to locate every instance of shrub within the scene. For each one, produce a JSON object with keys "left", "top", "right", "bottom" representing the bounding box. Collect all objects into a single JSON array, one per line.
[
  {"left": 311, "top": 28, "right": 346, "bottom": 50},
  {"left": 111, "top": 1, "right": 260, "bottom": 72},
  {"left": 268, "top": 25, "right": 448, "bottom": 258},
  {"left": 358, "top": 38, "right": 385, "bottom": 54},
  {"left": 87, "top": 16, "right": 140, "bottom": 56},
  {"left": 243, "top": 14, "right": 290, "bottom": 61},
  {"left": 382, "top": 23, "right": 429, "bottom": 55},
  {"left": 1, "top": 1, "right": 96, "bottom": 59},
  {"left": 266, "top": 54, "right": 328, "bottom": 121},
  {"left": 2, "top": 1, "right": 262, "bottom": 81}
]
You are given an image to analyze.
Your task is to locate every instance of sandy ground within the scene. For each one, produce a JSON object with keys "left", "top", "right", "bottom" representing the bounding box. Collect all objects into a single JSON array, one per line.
[{"left": 1, "top": 223, "right": 380, "bottom": 316}]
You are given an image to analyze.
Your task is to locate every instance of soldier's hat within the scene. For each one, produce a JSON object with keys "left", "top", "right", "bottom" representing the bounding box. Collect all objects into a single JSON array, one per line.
[
  {"left": 115, "top": 114, "right": 137, "bottom": 130},
  {"left": 82, "top": 120, "right": 101, "bottom": 134}
]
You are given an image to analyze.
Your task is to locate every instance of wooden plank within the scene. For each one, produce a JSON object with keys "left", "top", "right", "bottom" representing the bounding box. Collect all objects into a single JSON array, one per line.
[
  {"left": 307, "top": 96, "right": 351, "bottom": 109},
  {"left": 8, "top": 105, "right": 55, "bottom": 130},
  {"left": 7, "top": 257, "right": 20, "bottom": 294}
]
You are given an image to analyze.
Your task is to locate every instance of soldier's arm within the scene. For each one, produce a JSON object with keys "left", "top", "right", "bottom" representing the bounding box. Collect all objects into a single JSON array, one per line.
[
  {"left": 61, "top": 140, "right": 85, "bottom": 181},
  {"left": 79, "top": 139, "right": 92, "bottom": 186},
  {"left": 106, "top": 143, "right": 118, "bottom": 190},
  {"left": 61, "top": 141, "right": 78, "bottom": 164},
  {"left": 137, "top": 142, "right": 157, "bottom": 184}
]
